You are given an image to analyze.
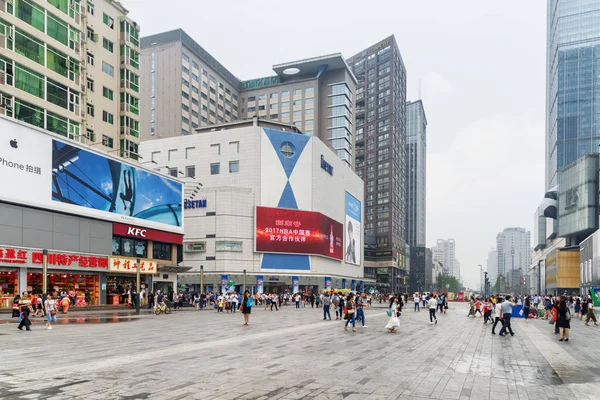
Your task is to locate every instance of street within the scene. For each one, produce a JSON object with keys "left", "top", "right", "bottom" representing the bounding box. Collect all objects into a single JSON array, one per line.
[{"left": 0, "top": 302, "right": 599, "bottom": 399}]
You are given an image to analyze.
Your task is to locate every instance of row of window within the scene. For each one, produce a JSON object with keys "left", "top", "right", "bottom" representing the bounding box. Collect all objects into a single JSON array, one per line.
[
  {"left": 245, "top": 87, "right": 314, "bottom": 103},
  {"left": 112, "top": 236, "right": 172, "bottom": 261}
]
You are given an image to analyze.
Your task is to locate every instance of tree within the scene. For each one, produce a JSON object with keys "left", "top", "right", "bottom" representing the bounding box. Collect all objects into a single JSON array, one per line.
[
  {"left": 493, "top": 276, "right": 506, "bottom": 294},
  {"left": 435, "top": 273, "right": 463, "bottom": 293}
]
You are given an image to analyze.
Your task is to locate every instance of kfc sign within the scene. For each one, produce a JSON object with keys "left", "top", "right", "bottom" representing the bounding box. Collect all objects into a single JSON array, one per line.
[{"left": 113, "top": 223, "right": 183, "bottom": 244}]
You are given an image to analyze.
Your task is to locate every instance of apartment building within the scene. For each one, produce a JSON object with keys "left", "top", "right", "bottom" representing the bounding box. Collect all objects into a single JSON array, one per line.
[
  {"left": 0, "top": 0, "right": 141, "bottom": 159},
  {"left": 140, "top": 29, "right": 357, "bottom": 166}
]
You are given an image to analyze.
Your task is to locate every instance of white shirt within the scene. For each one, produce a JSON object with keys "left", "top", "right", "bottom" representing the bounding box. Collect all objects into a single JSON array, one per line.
[
  {"left": 413, "top": 295, "right": 419, "bottom": 303},
  {"left": 428, "top": 298, "right": 437, "bottom": 309}
]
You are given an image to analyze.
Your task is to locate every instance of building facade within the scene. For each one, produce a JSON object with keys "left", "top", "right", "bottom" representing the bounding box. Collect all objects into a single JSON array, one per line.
[
  {"left": 139, "top": 119, "right": 367, "bottom": 294},
  {"left": 409, "top": 246, "right": 432, "bottom": 293},
  {"left": 0, "top": 0, "right": 141, "bottom": 160},
  {"left": 405, "top": 100, "right": 427, "bottom": 249},
  {"left": 546, "top": 0, "right": 600, "bottom": 189},
  {"left": 140, "top": 29, "right": 357, "bottom": 166},
  {"left": 433, "top": 239, "right": 457, "bottom": 278},
  {"left": 496, "top": 227, "right": 531, "bottom": 292},
  {"left": 347, "top": 36, "right": 408, "bottom": 293},
  {"left": 487, "top": 248, "right": 498, "bottom": 286},
  {"left": 0, "top": 116, "right": 184, "bottom": 308}
]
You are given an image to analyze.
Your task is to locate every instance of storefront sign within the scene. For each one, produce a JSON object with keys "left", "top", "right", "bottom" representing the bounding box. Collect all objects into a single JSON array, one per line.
[
  {"left": 113, "top": 223, "right": 183, "bottom": 245},
  {"left": 325, "top": 276, "right": 332, "bottom": 289},
  {"left": 320, "top": 155, "right": 333, "bottom": 176},
  {"left": 184, "top": 199, "right": 207, "bottom": 209},
  {"left": 255, "top": 206, "right": 343, "bottom": 260},
  {"left": 256, "top": 275, "right": 264, "bottom": 294},
  {"left": 240, "top": 76, "right": 280, "bottom": 90},
  {"left": 216, "top": 241, "right": 243, "bottom": 252},
  {"left": 108, "top": 256, "right": 157, "bottom": 274},
  {"left": 0, "top": 246, "right": 107, "bottom": 270},
  {"left": 184, "top": 242, "right": 206, "bottom": 253},
  {"left": 292, "top": 276, "right": 299, "bottom": 294}
]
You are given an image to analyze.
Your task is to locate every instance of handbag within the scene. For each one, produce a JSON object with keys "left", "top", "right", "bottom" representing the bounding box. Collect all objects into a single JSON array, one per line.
[
  {"left": 566, "top": 309, "right": 571, "bottom": 321},
  {"left": 347, "top": 309, "right": 355, "bottom": 314},
  {"left": 386, "top": 309, "right": 392, "bottom": 317},
  {"left": 51, "top": 310, "right": 57, "bottom": 316},
  {"left": 18, "top": 312, "right": 23, "bottom": 323}
]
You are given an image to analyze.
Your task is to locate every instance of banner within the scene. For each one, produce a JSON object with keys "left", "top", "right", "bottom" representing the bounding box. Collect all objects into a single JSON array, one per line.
[
  {"left": 325, "top": 277, "right": 332, "bottom": 290},
  {"left": 256, "top": 275, "right": 264, "bottom": 294},
  {"left": 457, "top": 292, "right": 465, "bottom": 301},
  {"left": 342, "top": 278, "right": 347, "bottom": 289},
  {"left": 255, "top": 206, "right": 343, "bottom": 260},
  {"left": 221, "top": 274, "right": 228, "bottom": 294},
  {"left": 351, "top": 280, "right": 356, "bottom": 291},
  {"left": 0, "top": 117, "right": 183, "bottom": 233},
  {"left": 292, "top": 276, "right": 299, "bottom": 294},
  {"left": 345, "top": 192, "right": 361, "bottom": 265},
  {"left": 108, "top": 257, "right": 157, "bottom": 274},
  {"left": 359, "top": 281, "right": 364, "bottom": 293}
]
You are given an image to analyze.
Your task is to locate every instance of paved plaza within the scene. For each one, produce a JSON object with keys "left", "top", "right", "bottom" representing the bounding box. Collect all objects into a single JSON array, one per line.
[{"left": 1, "top": 302, "right": 600, "bottom": 400}]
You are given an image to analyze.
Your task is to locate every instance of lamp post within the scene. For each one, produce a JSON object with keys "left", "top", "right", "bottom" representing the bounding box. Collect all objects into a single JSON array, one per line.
[
  {"left": 243, "top": 269, "right": 247, "bottom": 294},
  {"left": 479, "top": 265, "right": 483, "bottom": 295},
  {"left": 136, "top": 257, "right": 140, "bottom": 315},
  {"left": 42, "top": 249, "right": 48, "bottom": 295},
  {"left": 200, "top": 265, "right": 204, "bottom": 294}
]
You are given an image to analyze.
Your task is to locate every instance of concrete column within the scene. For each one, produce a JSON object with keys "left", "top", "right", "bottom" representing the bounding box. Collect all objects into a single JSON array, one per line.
[{"left": 18, "top": 267, "right": 27, "bottom": 295}]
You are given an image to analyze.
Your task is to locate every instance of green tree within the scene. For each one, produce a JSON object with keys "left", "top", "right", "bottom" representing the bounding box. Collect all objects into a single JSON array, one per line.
[{"left": 436, "top": 273, "right": 463, "bottom": 293}]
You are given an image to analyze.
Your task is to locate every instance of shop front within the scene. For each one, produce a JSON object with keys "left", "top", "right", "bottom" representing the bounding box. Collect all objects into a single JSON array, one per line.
[
  {"left": 0, "top": 246, "right": 108, "bottom": 308},
  {"left": 107, "top": 256, "right": 158, "bottom": 305}
]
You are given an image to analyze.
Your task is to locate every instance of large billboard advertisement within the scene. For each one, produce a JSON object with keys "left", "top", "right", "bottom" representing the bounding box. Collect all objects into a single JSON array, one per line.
[
  {"left": 345, "top": 192, "right": 361, "bottom": 265},
  {"left": 255, "top": 206, "right": 343, "bottom": 260},
  {"left": 0, "top": 117, "right": 183, "bottom": 233}
]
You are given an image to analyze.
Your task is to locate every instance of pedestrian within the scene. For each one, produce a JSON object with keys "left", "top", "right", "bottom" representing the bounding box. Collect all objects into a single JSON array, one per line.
[
  {"left": 413, "top": 293, "right": 420, "bottom": 312},
  {"left": 322, "top": 293, "right": 332, "bottom": 320},
  {"left": 232, "top": 293, "right": 239, "bottom": 313},
  {"left": 437, "top": 294, "right": 444, "bottom": 314},
  {"left": 492, "top": 297, "right": 503, "bottom": 335},
  {"left": 523, "top": 295, "right": 531, "bottom": 321},
  {"left": 193, "top": 293, "right": 200, "bottom": 310},
  {"left": 60, "top": 295, "right": 71, "bottom": 314},
  {"left": 585, "top": 296, "right": 598, "bottom": 326},
  {"left": 271, "top": 294, "right": 279, "bottom": 311},
  {"left": 333, "top": 293, "right": 342, "bottom": 320},
  {"left": 356, "top": 292, "right": 367, "bottom": 328},
  {"left": 344, "top": 294, "right": 356, "bottom": 332},
  {"left": 242, "top": 290, "right": 253, "bottom": 326},
  {"left": 386, "top": 299, "right": 400, "bottom": 333},
  {"left": 315, "top": 293, "right": 321, "bottom": 308},
  {"left": 468, "top": 297, "right": 475, "bottom": 317},
  {"left": 499, "top": 296, "right": 516, "bottom": 337},
  {"left": 310, "top": 293, "right": 315, "bottom": 308},
  {"left": 44, "top": 294, "right": 57, "bottom": 330},
  {"left": 422, "top": 293, "right": 427, "bottom": 308},
  {"left": 428, "top": 295, "right": 437, "bottom": 324},
  {"left": 17, "top": 291, "right": 33, "bottom": 331},
  {"left": 295, "top": 293, "right": 300, "bottom": 309},
  {"left": 483, "top": 298, "right": 493, "bottom": 324},
  {"left": 555, "top": 296, "right": 571, "bottom": 342},
  {"left": 575, "top": 296, "right": 581, "bottom": 318},
  {"left": 148, "top": 291, "right": 155, "bottom": 310},
  {"left": 474, "top": 298, "right": 483, "bottom": 318}
]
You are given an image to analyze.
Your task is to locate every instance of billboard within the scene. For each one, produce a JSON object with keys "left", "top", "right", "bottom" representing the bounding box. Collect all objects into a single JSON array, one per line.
[
  {"left": 255, "top": 206, "right": 343, "bottom": 260},
  {"left": 0, "top": 117, "right": 183, "bottom": 233},
  {"left": 345, "top": 192, "right": 361, "bottom": 265}
]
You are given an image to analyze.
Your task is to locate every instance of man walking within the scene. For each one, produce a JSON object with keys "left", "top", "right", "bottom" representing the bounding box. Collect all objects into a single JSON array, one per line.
[
  {"left": 428, "top": 295, "right": 438, "bottom": 324},
  {"left": 355, "top": 292, "right": 367, "bottom": 328},
  {"left": 491, "top": 297, "right": 503, "bottom": 335},
  {"left": 414, "top": 293, "right": 420, "bottom": 312},
  {"left": 499, "top": 296, "right": 516, "bottom": 337},
  {"left": 322, "top": 293, "right": 332, "bottom": 320}
]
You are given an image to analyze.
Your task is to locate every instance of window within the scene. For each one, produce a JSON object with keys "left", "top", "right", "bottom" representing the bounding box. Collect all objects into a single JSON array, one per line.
[
  {"left": 182, "top": 65, "right": 189, "bottom": 75},
  {"left": 153, "top": 242, "right": 171, "bottom": 260},
  {"left": 102, "top": 38, "right": 114, "bottom": 53},
  {"left": 87, "top": 78, "right": 94, "bottom": 92},
  {"left": 210, "top": 163, "right": 220, "bottom": 175},
  {"left": 86, "top": 129, "right": 95, "bottom": 142},
  {"left": 87, "top": 27, "right": 95, "bottom": 41},
  {"left": 182, "top": 53, "right": 189, "bottom": 63},
  {"left": 258, "top": 94, "right": 266, "bottom": 101},
  {"left": 86, "top": 103, "right": 94, "bottom": 117},
  {"left": 229, "top": 141, "right": 240, "bottom": 153},
  {"left": 103, "top": 13, "right": 114, "bottom": 29},
  {"left": 182, "top": 91, "right": 189, "bottom": 100},
  {"left": 192, "top": 60, "right": 199, "bottom": 70},
  {"left": 247, "top": 96, "right": 256, "bottom": 102},
  {"left": 102, "top": 87, "right": 113, "bottom": 100},
  {"left": 293, "top": 111, "right": 302, "bottom": 117},
  {"left": 186, "top": 166, "right": 195, "bottom": 178},
  {"left": 293, "top": 100, "right": 302, "bottom": 106},
  {"left": 281, "top": 101, "right": 290, "bottom": 108},
  {"left": 87, "top": 52, "right": 94, "bottom": 66},
  {"left": 87, "top": 2, "right": 94, "bottom": 15},
  {"left": 305, "top": 87, "right": 314, "bottom": 94},
  {"left": 168, "top": 168, "right": 178, "bottom": 177},
  {"left": 102, "top": 111, "right": 114, "bottom": 124},
  {"left": 102, "top": 62, "right": 114, "bottom": 77},
  {"left": 182, "top": 129, "right": 189, "bottom": 135},
  {"left": 229, "top": 161, "right": 239, "bottom": 173},
  {"left": 281, "top": 142, "right": 295, "bottom": 157},
  {"left": 281, "top": 90, "right": 290, "bottom": 97},
  {"left": 102, "top": 135, "right": 113, "bottom": 148},
  {"left": 270, "top": 93, "right": 278, "bottom": 99},
  {"left": 294, "top": 89, "right": 302, "bottom": 95},
  {"left": 281, "top": 112, "right": 290, "bottom": 120}
]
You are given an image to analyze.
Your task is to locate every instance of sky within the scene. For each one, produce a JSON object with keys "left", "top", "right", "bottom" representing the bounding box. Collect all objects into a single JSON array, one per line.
[{"left": 122, "top": 0, "right": 547, "bottom": 290}]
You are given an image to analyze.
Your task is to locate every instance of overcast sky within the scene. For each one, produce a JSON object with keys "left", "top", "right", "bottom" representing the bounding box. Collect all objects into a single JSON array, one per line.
[{"left": 123, "top": 0, "right": 547, "bottom": 290}]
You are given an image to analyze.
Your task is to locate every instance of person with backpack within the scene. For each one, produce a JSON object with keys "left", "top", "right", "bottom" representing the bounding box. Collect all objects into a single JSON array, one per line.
[
  {"left": 242, "top": 290, "right": 253, "bottom": 325},
  {"left": 344, "top": 294, "right": 356, "bottom": 332}
]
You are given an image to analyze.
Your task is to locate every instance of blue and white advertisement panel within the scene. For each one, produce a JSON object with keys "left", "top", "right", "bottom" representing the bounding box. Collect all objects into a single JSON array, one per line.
[
  {"left": 342, "top": 278, "right": 347, "bottom": 289},
  {"left": 345, "top": 192, "right": 361, "bottom": 265},
  {"left": 351, "top": 280, "right": 357, "bottom": 292},
  {"left": 221, "top": 275, "right": 228, "bottom": 294},
  {"left": 256, "top": 275, "right": 264, "bottom": 294},
  {"left": 292, "top": 276, "right": 299, "bottom": 294},
  {"left": 359, "top": 281, "right": 365, "bottom": 293},
  {"left": 0, "top": 117, "right": 183, "bottom": 233},
  {"left": 325, "top": 277, "right": 332, "bottom": 290}
]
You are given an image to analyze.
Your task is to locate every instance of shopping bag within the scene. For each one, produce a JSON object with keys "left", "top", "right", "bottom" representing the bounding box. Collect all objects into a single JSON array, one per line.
[
  {"left": 519, "top": 309, "right": 524, "bottom": 316},
  {"left": 386, "top": 309, "right": 392, "bottom": 317},
  {"left": 17, "top": 312, "right": 23, "bottom": 323}
]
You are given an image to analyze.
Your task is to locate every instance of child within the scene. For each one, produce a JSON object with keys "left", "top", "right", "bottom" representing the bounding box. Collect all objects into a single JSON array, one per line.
[
  {"left": 218, "top": 299, "right": 224, "bottom": 313},
  {"left": 474, "top": 299, "right": 483, "bottom": 318}
]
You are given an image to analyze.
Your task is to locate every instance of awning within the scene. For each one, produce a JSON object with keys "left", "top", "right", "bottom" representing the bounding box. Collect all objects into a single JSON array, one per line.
[{"left": 158, "top": 264, "right": 192, "bottom": 273}]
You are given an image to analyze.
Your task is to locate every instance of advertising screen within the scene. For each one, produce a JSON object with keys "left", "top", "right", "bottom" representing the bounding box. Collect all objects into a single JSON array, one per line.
[
  {"left": 0, "top": 117, "right": 183, "bottom": 233},
  {"left": 345, "top": 192, "right": 361, "bottom": 265},
  {"left": 255, "top": 206, "right": 343, "bottom": 260}
]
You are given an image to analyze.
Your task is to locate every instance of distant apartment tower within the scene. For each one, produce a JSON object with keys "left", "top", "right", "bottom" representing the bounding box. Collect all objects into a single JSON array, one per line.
[
  {"left": 433, "top": 239, "right": 457, "bottom": 278},
  {"left": 496, "top": 227, "right": 531, "bottom": 288},
  {"left": 140, "top": 29, "right": 357, "bottom": 166},
  {"left": 0, "top": 0, "right": 141, "bottom": 159},
  {"left": 487, "top": 248, "right": 498, "bottom": 286},
  {"left": 405, "top": 100, "right": 427, "bottom": 248},
  {"left": 347, "top": 36, "right": 408, "bottom": 291}
]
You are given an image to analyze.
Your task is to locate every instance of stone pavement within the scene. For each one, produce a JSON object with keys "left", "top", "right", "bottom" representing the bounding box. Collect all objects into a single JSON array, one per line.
[{"left": 0, "top": 301, "right": 599, "bottom": 400}]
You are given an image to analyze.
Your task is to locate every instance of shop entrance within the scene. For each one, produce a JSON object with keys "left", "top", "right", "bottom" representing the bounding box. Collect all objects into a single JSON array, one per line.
[
  {"left": 30, "top": 272, "right": 99, "bottom": 306},
  {"left": 153, "top": 281, "right": 172, "bottom": 295},
  {"left": 107, "top": 275, "right": 147, "bottom": 305},
  {"left": 0, "top": 269, "right": 18, "bottom": 308}
]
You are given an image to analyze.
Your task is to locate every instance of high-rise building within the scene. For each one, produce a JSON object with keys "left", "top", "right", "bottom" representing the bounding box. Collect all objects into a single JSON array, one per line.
[
  {"left": 347, "top": 36, "right": 408, "bottom": 292},
  {"left": 405, "top": 100, "right": 427, "bottom": 248},
  {"left": 496, "top": 227, "right": 531, "bottom": 291},
  {"left": 0, "top": 0, "right": 141, "bottom": 159},
  {"left": 545, "top": 0, "right": 600, "bottom": 189},
  {"left": 487, "top": 248, "right": 498, "bottom": 286},
  {"left": 140, "top": 29, "right": 357, "bottom": 166},
  {"left": 432, "top": 239, "right": 457, "bottom": 278}
]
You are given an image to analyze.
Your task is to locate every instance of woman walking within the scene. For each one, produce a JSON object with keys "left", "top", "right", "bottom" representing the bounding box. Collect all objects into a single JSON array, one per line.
[
  {"left": 344, "top": 294, "right": 356, "bottom": 332},
  {"left": 385, "top": 298, "right": 400, "bottom": 333},
  {"left": 556, "top": 296, "right": 571, "bottom": 342},
  {"left": 523, "top": 295, "right": 531, "bottom": 321},
  {"left": 574, "top": 297, "right": 581, "bottom": 318},
  {"left": 242, "top": 290, "right": 253, "bottom": 325},
  {"left": 44, "top": 294, "right": 57, "bottom": 330},
  {"left": 585, "top": 296, "right": 598, "bottom": 326}
]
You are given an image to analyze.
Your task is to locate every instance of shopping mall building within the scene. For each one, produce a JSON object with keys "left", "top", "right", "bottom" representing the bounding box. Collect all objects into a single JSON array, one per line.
[
  {"left": 140, "top": 118, "right": 368, "bottom": 294},
  {"left": 0, "top": 117, "right": 186, "bottom": 309}
]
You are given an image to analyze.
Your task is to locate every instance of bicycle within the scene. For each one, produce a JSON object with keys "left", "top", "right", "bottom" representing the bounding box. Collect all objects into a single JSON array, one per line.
[{"left": 154, "top": 301, "right": 171, "bottom": 315}]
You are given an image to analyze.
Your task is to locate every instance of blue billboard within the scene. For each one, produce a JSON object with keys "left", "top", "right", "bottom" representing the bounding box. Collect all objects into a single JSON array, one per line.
[
  {"left": 51, "top": 140, "right": 182, "bottom": 228},
  {"left": 345, "top": 192, "right": 361, "bottom": 265}
]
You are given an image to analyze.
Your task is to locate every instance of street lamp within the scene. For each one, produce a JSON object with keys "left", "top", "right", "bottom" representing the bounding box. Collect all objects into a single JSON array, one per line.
[{"left": 136, "top": 257, "right": 140, "bottom": 315}]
